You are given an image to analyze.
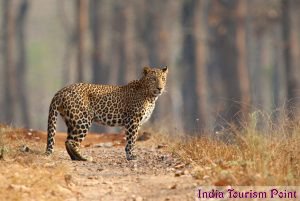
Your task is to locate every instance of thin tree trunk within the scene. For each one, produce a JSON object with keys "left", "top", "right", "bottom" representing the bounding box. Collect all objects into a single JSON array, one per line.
[
  {"left": 282, "top": 0, "right": 300, "bottom": 120},
  {"left": 16, "top": 0, "right": 30, "bottom": 126},
  {"left": 123, "top": 1, "right": 136, "bottom": 83},
  {"left": 113, "top": 1, "right": 131, "bottom": 84},
  {"left": 194, "top": 0, "right": 209, "bottom": 131},
  {"left": 288, "top": 0, "right": 300, "bottom": 119},
  {"left": 58, "top": 0, "right": 75, "bottom": 84},
  {"left": 90, "top": 0, "right": 101, "bottom": 83},
  {"left": 209, "top": 0, "right": 242, "bottom": 128},
  {"left": 2, "top": 0, "right": 18, "bottom": 123},
  {"left": 134, "top": 0, "right": 150, "bottom": 74},
  {"left": 181, "top": 0, "right": 198, "bottom": 132},
  {"left": 76, "top": 0, "right": 88, "bottom": 82},
  {"left": 90, "top": 0, "right": 110, "bottom": 84},
  {"left": 236, "top": 0, "right": 250, "bottom": 122}
]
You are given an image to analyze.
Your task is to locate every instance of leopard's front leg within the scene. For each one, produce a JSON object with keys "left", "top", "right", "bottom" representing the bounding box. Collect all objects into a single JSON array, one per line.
[{"left": 124, "top": 121, "right": 140, "bottom": 160}]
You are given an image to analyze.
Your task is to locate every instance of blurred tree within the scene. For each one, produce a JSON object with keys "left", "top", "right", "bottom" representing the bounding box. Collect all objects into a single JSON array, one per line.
[
  {"left": 181, "top": 0, "right": 210, "bottom": 132},
  {"left": 208, "top": 0, "right": 250, "bottom": 128},
  {"left": 119, "top": 0, "right": 136, "bottom": 84},
  {"left": 246, "top": 0, "right": 283, "bottom": 128},
  {"left": 58, "top": 1, "right": 75, "bottom": 84},
  {"left": 282, "top": 0, "right": 300, "bottom": 120},
  {"left": 16, "top": 0, "right": 30, "bottom": 126},
  {"left": 134, "top": 0, "right": 150, "bottom": 73},
  {"left": 193, "top": 0, "right": 209, "bottom": 131},
  {"left": 2, "top": 0, "right": 18, "bottom": 123},
  {"left": 76, "top": 0, "right": 88, "bottom": 82},
  {"left": 181, "top": 0, "right": 199, "bottom": 132},
  {"left": 90, "top": 0, "right": 110, "bottom": 84},
  {"left": 1, "top": 0, "right": 30, "bottom": 126},
  {"left": 236, "top": 0, "right": 250, "bottom": 121}
]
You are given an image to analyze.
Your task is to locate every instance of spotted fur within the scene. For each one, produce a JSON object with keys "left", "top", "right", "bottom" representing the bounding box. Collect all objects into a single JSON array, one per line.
[{"left": 45, "top": 66, "right": 168, "bottom": 160}]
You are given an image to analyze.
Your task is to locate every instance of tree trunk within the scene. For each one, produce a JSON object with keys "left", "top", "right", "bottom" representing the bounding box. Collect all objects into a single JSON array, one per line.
[
  {"left": 2, "top": 0, "right": 18, "bottom": 124},
  {"left": 282, "top": 0, "right": 300, "bottom": 121},
  {"left": 76, "top": 0, "right": 88, "bottom": 82},
  {"left": 181, "top": 0, "right": 198, "bottom": 132},
  {"left": 235, "top": 0, "right": 251, "bottom": 122},
  {"left": 114, "top": 1, "right": 136, "bottom": 85},
  {"left": 90, "top": 0, "right": 109, "bottom": 83},
  {"left": 16, "top": 0, "right": 30, "bottom": 126},
  {"left": 122, "top": 0, "right": 136, "bottom": 83},
  {"left": 193, "top": 0, "right": 209, "bottom": 131},
  {"left": 208, "top": 0, "right": 245, "bottom": 128},
  {"left": 58, "top": 1, "right": 75, "bottom": 84}
]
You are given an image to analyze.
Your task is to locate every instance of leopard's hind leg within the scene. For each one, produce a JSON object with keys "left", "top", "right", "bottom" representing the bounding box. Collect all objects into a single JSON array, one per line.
[{"left": 64, "top": 119, "right": 92, "bottom": 161}]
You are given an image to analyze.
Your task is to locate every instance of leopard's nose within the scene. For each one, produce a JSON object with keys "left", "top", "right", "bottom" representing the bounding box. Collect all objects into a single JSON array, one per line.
[{"left": 157, "top": 87, "right": 162, "bottom": 92}]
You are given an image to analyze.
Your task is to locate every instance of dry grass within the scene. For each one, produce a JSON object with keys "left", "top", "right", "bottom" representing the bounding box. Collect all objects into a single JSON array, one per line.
[
  {"left": 0, "top": 114, "right": 299, "bottom": 200},
  {"left": 0, "top": 124, "right": 73, "bottom": 201},
  {"left": 164, "top": 118, "right": 300, "bottom": 186}
]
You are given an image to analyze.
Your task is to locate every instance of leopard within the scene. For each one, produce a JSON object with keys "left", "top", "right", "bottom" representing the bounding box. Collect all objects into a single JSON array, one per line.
[{"left": 45, "top": 66, "right": 168, "bottom": 161}]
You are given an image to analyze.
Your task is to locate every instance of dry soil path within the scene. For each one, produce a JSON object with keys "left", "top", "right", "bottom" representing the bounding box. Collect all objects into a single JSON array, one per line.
[{"left": 54, "top": 141, "right": 197, "bottom": 201}]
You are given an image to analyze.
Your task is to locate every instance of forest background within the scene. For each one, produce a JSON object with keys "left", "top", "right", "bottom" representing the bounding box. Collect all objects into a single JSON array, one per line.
[{"left": 0, "top": 0, "right": 300, "bottom": 134}]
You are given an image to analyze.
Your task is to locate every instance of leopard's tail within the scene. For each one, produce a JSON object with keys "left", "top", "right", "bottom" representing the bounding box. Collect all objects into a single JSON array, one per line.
[{"left": 45, "top": 98, "right": 59, "bottom": 155}]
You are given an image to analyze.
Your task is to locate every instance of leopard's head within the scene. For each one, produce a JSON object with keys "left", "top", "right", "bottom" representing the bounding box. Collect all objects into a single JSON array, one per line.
[{"left": 142, "top": 66, "right": 168, "bottom": 96}]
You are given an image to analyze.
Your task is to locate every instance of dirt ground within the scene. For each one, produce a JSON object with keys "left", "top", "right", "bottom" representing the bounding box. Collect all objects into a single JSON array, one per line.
[{"left": 8, "top": 128, "right": 197, "bottom": 201}]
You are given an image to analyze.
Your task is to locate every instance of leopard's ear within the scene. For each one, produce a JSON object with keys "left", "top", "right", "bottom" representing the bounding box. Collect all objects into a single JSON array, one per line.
[
  {"left": 162, "top": 66, "right": 168, "bottom": 73},
  {"left": 143, "top": 66, "right": 151, "bottom": 75}
]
